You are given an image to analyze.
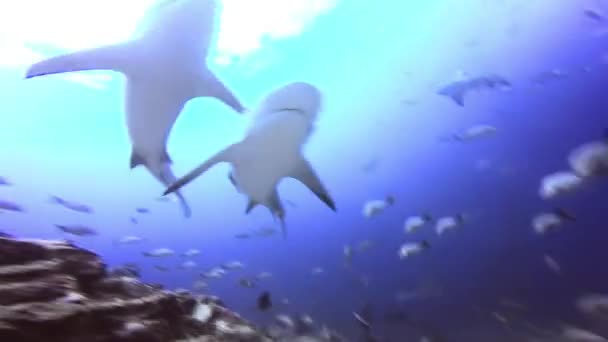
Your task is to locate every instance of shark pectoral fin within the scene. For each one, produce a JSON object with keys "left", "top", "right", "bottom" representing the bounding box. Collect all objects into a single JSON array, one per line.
[
  {"left": 25, "top": 43, "right": 132, "bottom": 79},
  {"left": 198, "top": 72, "right": 246, "bottom": 113},
  {"left": 289, "top": 159, "right": 336, "bottom": 211},
  {"left": 130, "top": 151, "right": 146, "bottom": 169},
  {"left": 245, "top": 200, "right": 258, "bottom": 214},
  {"left": 438, "top": 85, "right": 465, "bottom": 106},
  {"left": 163, "top": 144, "right": 238, "bottom": 195},
  {"left": 451, "top": 93, "right": 465, "bottom": 106}
]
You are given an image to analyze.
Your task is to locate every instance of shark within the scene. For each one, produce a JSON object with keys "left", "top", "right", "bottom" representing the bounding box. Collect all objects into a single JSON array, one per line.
[
  {"left": 163, "top": 82, "right": 336, "bottom": 236},
  {"left": 24, "top": 0, "right": 246, "bottom": 218},
  {"left": 437, "top": 74, "right": 511, "bottom": 106}
]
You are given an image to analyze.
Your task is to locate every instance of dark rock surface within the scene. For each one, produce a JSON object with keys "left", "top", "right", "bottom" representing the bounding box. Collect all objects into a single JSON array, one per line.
[{"left": 0, "top": 237, "right": 273, "bottom": 342}]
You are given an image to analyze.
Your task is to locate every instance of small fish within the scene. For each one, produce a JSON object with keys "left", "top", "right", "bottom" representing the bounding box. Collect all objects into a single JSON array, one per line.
[
  {"left": 475, "top": 159, "right": 492, "bottom": 171},
  {"left": 398, "top": 241, "right": 430, "bottom": 259},
  {"left": 143, "top": 248, "right": 175, "bottom": 257},
  {"left": 362, "top": 157, "right": 380, "bottom": 173},
  {"left": 539, "top": 171, "right": 585, "bottom": 199},
  {"left": 344, "top": 244, "right": 354, "bottom": 265},
  {"left": 55, "top": 224, "right": 97, "bottom": 236},
  {"left": 202, "top": 267, "right": 226, "bottom": 279},
  {"left": 135, "top": 207, "right": 150, "bottom": 214},
  {"left": 192, "top": 280, "right": 208, "bottom": 291},
  {"left": 0, "top": 199, "right": 24, "bottom": 213},
  {"left": 442, "top": 125, "right": 497, "bottom": 142},
  {"left": 435, "top": 214, "right": 465, "bottom": 235},
  {"left": 362, "top": 195, "right": 395, "bottom": 218},
  {"left": 255, "top": 272, "right": 273, "bottom": 280},
  {"left": 129, "top": 217, "right": 138, "bottom": 224},
  {"left": 179, "top": 260, "right": 198, "bottom": 269},
  {"left": 275, "top": 314, "right": 295, "bottom": 329},
  {"left": 311, "top": 267, "right": 325, "bottom": 275},
  {"left": 298, "top": 314, "right": 314, "bottom": 327},
  {"left": 543, "top": 254, "right": 562, "bottom": 275},
  {"left": 532, "top": 208, "right": 575, "bottom": 235},
  {"left": 117, "top": 235, "right": 145, "bottom": 244},
  {"left": 182, "top": 249, "right": 201, "bottom": 257},
  {"left": 234, "top": 233, "right": 252, "bottom": 239},
  {"left": 239, "top": 278, "right": 256, "bottom": 288},
  {"left": 584, "top": 8, "right": 605, "bottom": 22},
  {"left": 49, "top": 195, "right": 93, "bottom": 214},
  {"left": 357, "top": 240, "right": 376, "bottom": 252},
  {"left": 404, "top": 214, "right": 433, "bottom": 233},
  {"left": 561, "top": 326, "right": 607, "bottom": 341},
  {"left": 222, "top": 261, "right": 244, "bottom": 270},
  {"left": 531, "top": 69, "right": 568, "bottom": 85},
  {"left": 0, "top": 176, "right": 12, "bottom": 186},
  {"left": 257, "top": 291, "right": 272, "bottom": 311},
  {"left": 568, "top": 140, "right": 608, "bottom": 177},
  {"left": 109, "top": 263, "right": 140, "bottom": 278},
  {"left": 154, "top": 265, "right": 170, "bottom": 272},
  {"left": 353, "top": 304, "right": 374, "bottom": 340},
  {"left": 492, "top": 311, "right": 509, "bottom": 325},
  {"left": 576, "top": 293, "right": 608, "bottom": 318}
]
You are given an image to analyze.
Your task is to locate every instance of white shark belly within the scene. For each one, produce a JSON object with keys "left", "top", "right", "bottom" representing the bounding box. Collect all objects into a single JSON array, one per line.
[
  {"left": 233, "top": 112, "right": 311, "bottom": 202},
  {"left": 125, "top": 79, "right": 188, "bottom": 158}
]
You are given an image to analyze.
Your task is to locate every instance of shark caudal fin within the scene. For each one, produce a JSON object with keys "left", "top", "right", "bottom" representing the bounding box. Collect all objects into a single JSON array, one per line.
[
  {"left": 158, "top": 162, "right": 192, "bottom": 219},
  {"left": 25, "top": 43, "right": 133, "bottom": 79},
  {"left": 174, "top": 191, "right": 192, "bottom": 218}
]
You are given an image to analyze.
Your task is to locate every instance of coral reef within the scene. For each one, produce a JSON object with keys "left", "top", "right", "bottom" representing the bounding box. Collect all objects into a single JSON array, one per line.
[{"left": 0, "top": 237, "right": 271, "bottom": 342}]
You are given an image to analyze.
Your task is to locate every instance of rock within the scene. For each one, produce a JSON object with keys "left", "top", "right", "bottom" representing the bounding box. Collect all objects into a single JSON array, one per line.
[{"left": 0, "top": 237, "right": 273, "bottom": 342}]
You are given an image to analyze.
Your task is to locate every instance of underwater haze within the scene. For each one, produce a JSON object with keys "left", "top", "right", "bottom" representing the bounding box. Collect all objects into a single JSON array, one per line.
[{"left": 1, "top": 0, "right": 608, "bottom": 340}]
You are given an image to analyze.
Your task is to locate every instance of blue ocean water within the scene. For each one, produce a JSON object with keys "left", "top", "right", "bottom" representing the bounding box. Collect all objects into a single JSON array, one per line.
[{"left": 1, "top": 0, "right": 608, "bottom": 340}]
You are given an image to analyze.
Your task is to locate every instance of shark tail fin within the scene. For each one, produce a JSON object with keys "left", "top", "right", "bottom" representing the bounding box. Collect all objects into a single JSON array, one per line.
[
  {"left": 175, "top": 191, "right": 192, "bottom": 218},
  {"left": 25, "top": 43, "right": 132, "bottom": 79},
  {"left": 268, "top": 191, "right": 287, "bottom": 239},
  {"left": 164, "top": 144, "right": 238, "bottom": 196},
  {"left": 156, "top": 160, "right": 192, "bottom": 219},
  {"left": 197, "top": 71, "right": 246, "bottom": 113}
]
